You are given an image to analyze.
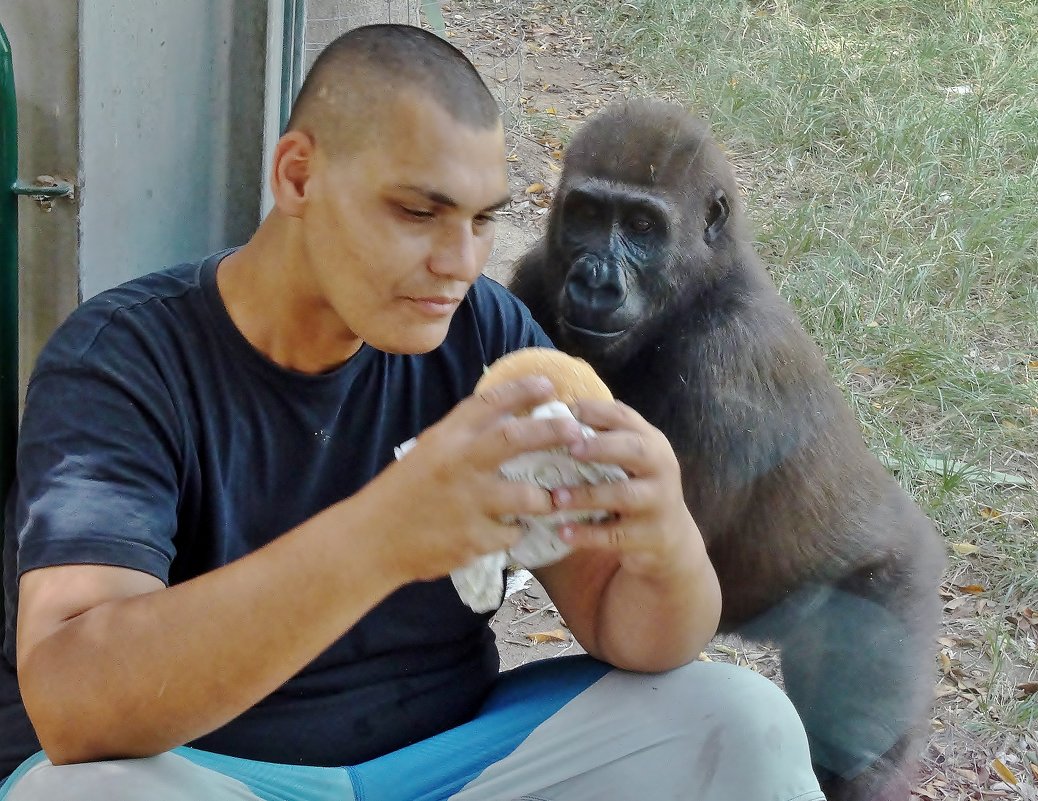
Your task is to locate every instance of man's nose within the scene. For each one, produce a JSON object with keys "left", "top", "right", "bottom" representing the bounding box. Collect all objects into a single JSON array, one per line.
[{"left": 428, "top": 223, "right": 484, "bottom": 280}]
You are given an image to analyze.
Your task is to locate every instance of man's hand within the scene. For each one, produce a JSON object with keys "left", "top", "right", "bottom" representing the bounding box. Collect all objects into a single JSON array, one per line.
[
  {"left": 355, "top": 376, "right": 588, "bottom": 585},
  {"left": 552, "top": 399, "right": 701, "bottom": 575},
  {"left": 533, "top": 399, "right": 722, "bottom": 673}
]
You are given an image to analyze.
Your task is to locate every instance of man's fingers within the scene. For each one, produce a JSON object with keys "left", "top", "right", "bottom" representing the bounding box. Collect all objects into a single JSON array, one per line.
[
  {"left": 558, "top": 518, "right": 634, "bottom": 551},
  {"left": 472, "top": 413, "right": 585, "bottom": 467},
  {"left": 469, "top": 375, "right": 558, "bottom": 424},
  {"left": 570, "top": 399, "right": 648, "bottom": 433},
  {"left": 485, "top": 480, "right": 558, "bottom": 520},
  {"left": 551, "top": 478, "right": 655, "bottom": 516},
  {"left": 569, "top": 430, "right": 666, "bottom": 478}
]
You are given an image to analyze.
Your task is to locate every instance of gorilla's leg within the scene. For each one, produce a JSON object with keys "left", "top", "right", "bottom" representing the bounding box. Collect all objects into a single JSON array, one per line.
[{"left": 738, "top": 559, "right": 940, "bottom": 801}]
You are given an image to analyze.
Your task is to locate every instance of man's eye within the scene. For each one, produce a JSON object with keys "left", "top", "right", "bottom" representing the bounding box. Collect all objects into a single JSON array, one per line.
[
  {"left": 401, "top": 206, "right": 434, "bottom": 219},
  {"left": 474, "top": 214, "right": 497, "bottom": 227}
]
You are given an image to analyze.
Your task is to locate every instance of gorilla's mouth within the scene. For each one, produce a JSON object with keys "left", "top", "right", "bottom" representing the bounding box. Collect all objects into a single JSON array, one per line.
[{"left": 561, "top": 318, "right": 627, "bottom": 339}]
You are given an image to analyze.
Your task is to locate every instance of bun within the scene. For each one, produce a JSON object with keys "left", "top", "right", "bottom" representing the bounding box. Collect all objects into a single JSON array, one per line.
[{"left": 476, "top": 347, "right": 613, "bottom": 407}]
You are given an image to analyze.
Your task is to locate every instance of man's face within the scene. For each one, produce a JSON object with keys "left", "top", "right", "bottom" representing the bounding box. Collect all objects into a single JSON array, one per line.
[{"left": 300, "top": 93, "right": 510, "bottom": 355}]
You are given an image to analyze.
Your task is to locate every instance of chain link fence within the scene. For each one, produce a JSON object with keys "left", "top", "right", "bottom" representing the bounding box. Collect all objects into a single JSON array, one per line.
[{"left": 302, "top": 1, "right": 527, "bottom": 135}]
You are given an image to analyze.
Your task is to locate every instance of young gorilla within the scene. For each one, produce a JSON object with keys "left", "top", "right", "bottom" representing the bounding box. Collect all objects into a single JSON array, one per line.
[
  {"left": 510, "top": 98, "right": 948, "bottom": 801},
  {"left": 0, "top": 26, "right": 827, "bottom": 801}
]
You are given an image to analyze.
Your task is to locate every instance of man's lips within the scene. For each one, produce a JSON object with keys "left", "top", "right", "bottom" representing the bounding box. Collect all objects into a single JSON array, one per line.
[{"left": 406, "top": 295, "right": 463, "bottom": 316}]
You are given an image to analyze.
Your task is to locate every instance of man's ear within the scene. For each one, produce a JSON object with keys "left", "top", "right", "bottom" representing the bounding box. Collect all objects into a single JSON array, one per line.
[{"left": 270, "top": 130, "right": 315, "bottom": 218}]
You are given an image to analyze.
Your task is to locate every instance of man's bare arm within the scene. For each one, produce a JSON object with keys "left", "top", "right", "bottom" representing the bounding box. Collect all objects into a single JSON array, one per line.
[{"left": 17, "top": 501, "right": 405, "bottom": 765}]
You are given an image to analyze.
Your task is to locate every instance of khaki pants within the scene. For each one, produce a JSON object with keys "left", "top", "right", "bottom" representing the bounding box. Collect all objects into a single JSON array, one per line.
[{"left": 1, "top": 658, "right": 826, "bottom": 801}]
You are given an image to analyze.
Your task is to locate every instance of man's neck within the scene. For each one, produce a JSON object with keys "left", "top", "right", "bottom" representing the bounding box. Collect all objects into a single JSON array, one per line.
[{"left": 216, "top": 215, "right": 364, "bottom": 374}]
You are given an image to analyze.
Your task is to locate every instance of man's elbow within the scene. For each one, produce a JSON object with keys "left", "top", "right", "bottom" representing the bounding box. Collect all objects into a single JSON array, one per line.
[{"left": 20, "top": 670, "right": 159, "bottom": 766}]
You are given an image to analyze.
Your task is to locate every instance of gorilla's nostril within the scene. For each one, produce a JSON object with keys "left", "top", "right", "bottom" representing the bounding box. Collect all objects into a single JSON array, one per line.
[
  {"left": 564, "top": 275, "right": 626, "bottom": 319},
  {"left": 585, "top": 262, "right": 609, "bottom": 290},
  {"left": 566, "top": 257, "right": 627, "bottom": 314}
]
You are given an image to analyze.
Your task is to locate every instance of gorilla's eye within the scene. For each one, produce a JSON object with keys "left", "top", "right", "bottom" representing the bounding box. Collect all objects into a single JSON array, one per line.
[
  {"left": 627, "top": 216, "right": 654, "bottom": 234},
  {"left": 567, "top": 200, "right": 602, "bottom": 225}
]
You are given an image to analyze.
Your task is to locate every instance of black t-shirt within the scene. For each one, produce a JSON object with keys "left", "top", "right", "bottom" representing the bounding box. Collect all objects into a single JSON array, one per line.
[{"left": 0, "top": 249, "right": 553, "bottom": 777}]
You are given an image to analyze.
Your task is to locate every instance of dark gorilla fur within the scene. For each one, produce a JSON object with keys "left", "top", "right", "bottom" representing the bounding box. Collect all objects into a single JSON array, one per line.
[{"left": 510, "top": 98, "right": 947, "bottom": 801}]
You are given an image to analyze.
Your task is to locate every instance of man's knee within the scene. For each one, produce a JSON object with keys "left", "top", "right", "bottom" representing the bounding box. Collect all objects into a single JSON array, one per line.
[
  {"left": 629, "top": 660, "right": 814, "bottom": 756},
  {"left": 4, "top": 752, "right": 259, "bottom": 801}
]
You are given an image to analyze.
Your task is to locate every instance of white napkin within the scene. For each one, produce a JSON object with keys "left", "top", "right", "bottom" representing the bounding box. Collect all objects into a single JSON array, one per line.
[{"left": 393, "top": 401, "right": 627, "bottom": 612}]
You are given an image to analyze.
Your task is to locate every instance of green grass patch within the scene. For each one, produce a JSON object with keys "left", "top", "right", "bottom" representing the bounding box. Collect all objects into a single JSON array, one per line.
[
  {"left": 565, "top": 0, "right": 1037, "bottom": 522},
  {"left": 561, "top": 0, "right": 1038, "bottom": 738}
]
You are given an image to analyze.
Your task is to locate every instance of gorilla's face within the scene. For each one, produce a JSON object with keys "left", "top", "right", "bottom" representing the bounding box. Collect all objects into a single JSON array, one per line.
[
  {"left": 548, "top": 176, "right": 731, "bottom": 361},
  {"left": 554, "top": 178, "right": 667, "bottom": 340}
]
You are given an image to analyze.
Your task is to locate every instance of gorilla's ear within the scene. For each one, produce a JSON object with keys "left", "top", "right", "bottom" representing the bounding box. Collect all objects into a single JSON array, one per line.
[{"left": 704, "top": 189, "right": 731, "bottom": 246}]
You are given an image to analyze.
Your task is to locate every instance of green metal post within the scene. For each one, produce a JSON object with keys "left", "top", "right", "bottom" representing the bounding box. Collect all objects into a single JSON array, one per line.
[
  {"left": 1, "top": 22, "right": 17, "bottom": 534},
  {"left": 1, "top": 20, "right": 17, "bottom": 625}
]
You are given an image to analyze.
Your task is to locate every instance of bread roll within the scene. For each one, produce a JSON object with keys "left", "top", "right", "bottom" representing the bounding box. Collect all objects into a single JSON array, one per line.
[{"left": 476, "top": 347, "right": 613, "bottom": 407}]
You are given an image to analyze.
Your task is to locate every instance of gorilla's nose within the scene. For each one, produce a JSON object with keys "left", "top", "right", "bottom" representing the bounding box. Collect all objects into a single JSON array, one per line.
[{"left": 565, "top": 255, "right": 627, "bottom": 318}]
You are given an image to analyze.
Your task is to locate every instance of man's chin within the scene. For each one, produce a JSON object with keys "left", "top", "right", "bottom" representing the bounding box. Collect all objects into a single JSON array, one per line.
[{"left": 370, "top": 322, "right": 452, "bottom": 356}]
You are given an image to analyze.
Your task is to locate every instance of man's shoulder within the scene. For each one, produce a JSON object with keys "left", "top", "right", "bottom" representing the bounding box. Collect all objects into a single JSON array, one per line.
[
  {"left": 34, "top": 256, "right": 219, "bottom": 377},
  {"left": 443, "top": 275, "right": 554, "bottom": 364},
  {"left": 467, "top": 272, "right": 510, "bottom": 302},
  {"left": 463, "top": 274, "right": 536, "bottom": 327}
]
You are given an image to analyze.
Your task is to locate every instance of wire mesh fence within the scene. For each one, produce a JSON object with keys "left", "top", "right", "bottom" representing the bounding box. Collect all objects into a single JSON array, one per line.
[{"left": 301, "top": 1, "right": 527, "bottom": 136}]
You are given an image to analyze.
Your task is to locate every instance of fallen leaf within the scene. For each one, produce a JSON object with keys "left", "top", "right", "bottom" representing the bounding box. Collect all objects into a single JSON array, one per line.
[
  {"left": 545, "top": 106, "right": 558, "bottom": 115},
  {"left": 1016, "top": 682, "right": 1038, "bottom": 699},
  {"left": 958, "top": 584, "right": 987, "bottom": 595},
  {"left": 1030, "top": 763, "right": 1038, "bottom": 781},
  {"left": 527, "top": 629, "right": 568, "bottom": 644},
  {"left": 939, "top": 652, "right": 953, "bottom": 674},
  {"left": 525, "top": 182, "right": 545, "bottom": 194},
  {"left": 992, "top": 758, "right": 1018, "bottom": 785},
  {"left": 980, "top": 506, "right": 1003, "bottom": 520},
  {"left": 951, "top": 542, "right": 980, "bottom": 556}
]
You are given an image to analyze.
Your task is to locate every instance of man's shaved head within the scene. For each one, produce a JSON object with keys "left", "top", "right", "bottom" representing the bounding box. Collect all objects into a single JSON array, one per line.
[{"left": 286, "top": 24, "right": 501, "bottom": 155}]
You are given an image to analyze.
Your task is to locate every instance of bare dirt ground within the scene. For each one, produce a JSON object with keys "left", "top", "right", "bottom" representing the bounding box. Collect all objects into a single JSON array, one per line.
[{"left": 443, "top": 3, "right": 1038, "bottom": 798}]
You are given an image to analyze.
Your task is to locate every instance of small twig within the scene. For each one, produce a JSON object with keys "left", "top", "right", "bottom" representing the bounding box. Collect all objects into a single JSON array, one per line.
[{"left": 513, "top": 603, "right": 557, "bottom": 624}]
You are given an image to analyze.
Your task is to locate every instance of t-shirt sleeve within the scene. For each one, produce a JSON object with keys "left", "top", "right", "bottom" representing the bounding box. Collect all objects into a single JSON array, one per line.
[{"left": 11, "top": 367, "right": 181, "bottom": 584}]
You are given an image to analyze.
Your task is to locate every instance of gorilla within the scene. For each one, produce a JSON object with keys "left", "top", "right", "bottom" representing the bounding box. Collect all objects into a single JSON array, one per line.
[{"left": 510, "top": 98, "right": 947, "bottom": 801}]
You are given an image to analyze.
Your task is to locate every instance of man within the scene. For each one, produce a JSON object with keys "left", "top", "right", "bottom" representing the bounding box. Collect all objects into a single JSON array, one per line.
[{"left": 0, "top": 25, "right": 826, "bottom": 801}]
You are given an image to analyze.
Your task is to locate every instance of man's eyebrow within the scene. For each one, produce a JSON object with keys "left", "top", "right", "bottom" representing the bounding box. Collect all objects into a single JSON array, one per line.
[{"left": 397, "top": 185, "right": 513, "bottom": 214}]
